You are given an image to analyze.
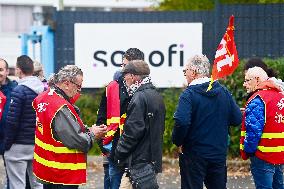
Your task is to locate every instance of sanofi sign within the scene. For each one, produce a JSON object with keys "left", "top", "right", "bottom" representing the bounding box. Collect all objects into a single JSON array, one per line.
[{"left": 74, "top": 23, "right": 202, "bottom": 88}]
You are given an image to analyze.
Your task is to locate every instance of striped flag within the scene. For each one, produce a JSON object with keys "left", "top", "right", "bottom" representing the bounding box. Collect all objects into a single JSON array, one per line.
[{"left": 207, "top": 15, "right": 239, "bottom": 91}]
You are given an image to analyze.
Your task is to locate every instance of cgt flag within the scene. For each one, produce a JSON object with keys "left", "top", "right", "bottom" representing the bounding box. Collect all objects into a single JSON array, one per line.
[{"left": 207, "top": 15, "right": 239, "bottom": 91}]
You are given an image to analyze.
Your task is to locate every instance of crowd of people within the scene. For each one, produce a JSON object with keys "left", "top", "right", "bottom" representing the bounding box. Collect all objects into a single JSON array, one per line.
[{"left": 0, "top": 49, "right": 283, "bottom": 189}]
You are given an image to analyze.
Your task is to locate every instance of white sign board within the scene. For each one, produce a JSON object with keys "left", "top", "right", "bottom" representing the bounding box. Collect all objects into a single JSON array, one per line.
[{"left": 74, "top": 23, "right": 202, "bottom": 88}]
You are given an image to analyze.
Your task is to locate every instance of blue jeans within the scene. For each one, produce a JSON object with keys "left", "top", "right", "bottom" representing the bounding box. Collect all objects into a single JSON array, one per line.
[
  {"left": 250, "top": 156, "right": 284, "bottom": 189},
  {"left": 108, "top": 158, "right": 123, "bottom": 189}
]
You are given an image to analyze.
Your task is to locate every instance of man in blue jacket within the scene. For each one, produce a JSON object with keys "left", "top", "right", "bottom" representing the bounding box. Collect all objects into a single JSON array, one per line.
[
  {"left": 4, "top": 55, "right": 43, "bottom": 189},
  {"left": 0, "top": 58, "right": 17, "bottom": 154},
  {"left": 172, "top": 55, "right": 242, "bottom": 189},
  {"left": 0, "top": 58, "right": 17, "bottom": 189}
]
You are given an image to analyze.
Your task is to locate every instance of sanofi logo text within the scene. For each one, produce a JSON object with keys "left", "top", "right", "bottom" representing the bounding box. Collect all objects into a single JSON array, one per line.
[{"left": 93, "top": 44, "right": 185, "bottom": 67}]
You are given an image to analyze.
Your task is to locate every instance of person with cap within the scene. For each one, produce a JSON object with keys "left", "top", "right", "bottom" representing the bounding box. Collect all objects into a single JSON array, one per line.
[
  {"left": 96, "top": 48, "right": 144, "bottom": 189},
  {"left": 114, "top": 60, "right": 166, "bottom": 189}
]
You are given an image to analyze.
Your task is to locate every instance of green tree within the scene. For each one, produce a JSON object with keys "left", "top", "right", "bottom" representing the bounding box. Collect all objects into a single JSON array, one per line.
[
  {"left": 221, "top": 0, "right": 284, "bottom": 4},
  {"left": 157, "top": 0, "right": 284, "bottom": 11},
  {"left": 158, "top": 0, "right": 214, "bottom": 11}
]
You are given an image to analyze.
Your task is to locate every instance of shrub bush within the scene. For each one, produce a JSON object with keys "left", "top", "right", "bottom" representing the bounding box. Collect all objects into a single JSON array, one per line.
[{"left": 160, "top": 88, "right": 183, "bottom": 155}]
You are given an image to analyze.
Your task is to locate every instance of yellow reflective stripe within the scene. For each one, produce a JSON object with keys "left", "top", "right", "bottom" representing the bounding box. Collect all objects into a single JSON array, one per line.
[
  {"left": 241, "top": 131, "right": 284, "bottom": 139},
  {"left": 107, "top": 114, "right": 126, "bottom": 125},
  {"left": 105, "top": 130, "right": 116, "bottom": 137},
  {"left": 107, "top": 117, "right": 120, "bottom": 125},
  {"left": 35, "top": 137, "right": 83, "bottom": 154},
  {"left": 258, "top": 146, "right": 284, "bottom": 153},
  {"left": 34, "top": 153, "right": 86, "bottom": 170},
  {"left": 261, "top": 132, "right": 284, "bottom": 139},
  {"left": 241, "top": 143, "right": 284, "bottom": 152}
]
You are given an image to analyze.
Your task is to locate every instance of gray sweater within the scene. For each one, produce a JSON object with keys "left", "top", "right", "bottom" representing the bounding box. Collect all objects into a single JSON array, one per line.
[{"left": 52, "top": 105, "right": 95, "bottom": 153}]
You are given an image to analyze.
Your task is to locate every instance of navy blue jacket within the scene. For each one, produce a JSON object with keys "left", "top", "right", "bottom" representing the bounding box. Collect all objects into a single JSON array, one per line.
[
  {"left": 172, "top": 81, "right": 242, "bottom": 162},
  {"left": 5, "top": 76, "right": 44, "bottom": 150},
  {"left": 0, "top": 79, "right": 17, "bottom": 153}
]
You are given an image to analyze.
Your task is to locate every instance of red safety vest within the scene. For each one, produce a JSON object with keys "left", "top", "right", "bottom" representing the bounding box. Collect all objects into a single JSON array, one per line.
[
  {"left": 240, "top": 89, "right": 284, "bottom": 164},
  {"left": 103, "top": 81, "right": 126, "bottom": 145},
  {"left": 0, "top": 91, "right": 6, "bottom": 120},
  {"left": 33, "top": 89, "right": 87, "bottom": 185}
]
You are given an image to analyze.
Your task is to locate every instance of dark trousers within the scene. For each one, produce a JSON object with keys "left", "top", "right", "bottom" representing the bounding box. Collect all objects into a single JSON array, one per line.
[
  {"left": 43, "top": 184, "right": 78, "bottom": 189},
  {"left": 179, "top": 153, "right": 227, "bottom": 189}
]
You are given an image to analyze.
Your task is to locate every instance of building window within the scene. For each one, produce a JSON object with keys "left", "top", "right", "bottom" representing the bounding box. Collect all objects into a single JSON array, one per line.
[{"left": 1, "top": 5, "right": 33, "bottom": 33}]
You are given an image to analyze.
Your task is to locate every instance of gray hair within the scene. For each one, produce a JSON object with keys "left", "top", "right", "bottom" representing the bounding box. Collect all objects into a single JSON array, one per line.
[
  {"left": 48, "top": 65, "right": 83, "bottom": 86},
  {"left": 187, "top": 55, "right": 210, "bottom": 76}
]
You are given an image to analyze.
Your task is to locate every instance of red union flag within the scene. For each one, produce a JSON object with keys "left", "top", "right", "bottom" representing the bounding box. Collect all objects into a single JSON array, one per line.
[{"left": 212, "top": 15, "right": 239, "bottom": 80}]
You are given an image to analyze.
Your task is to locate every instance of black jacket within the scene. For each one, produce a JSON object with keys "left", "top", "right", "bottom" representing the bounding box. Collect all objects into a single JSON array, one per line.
[
  {"left": 96, "top": 75, "right": 130, "bottom": 157},
  {"left": 115, "top": 83, "right": 165, "bottom": 173}
]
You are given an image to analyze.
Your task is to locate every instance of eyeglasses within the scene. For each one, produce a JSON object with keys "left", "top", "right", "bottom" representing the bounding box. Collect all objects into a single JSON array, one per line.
[
  {"left": 244, "top": 77, "right": 256, "bottom": 83},
  {"left": 183, "top": 68, "right": 189, "bottom": 74},
  {"left": 70, "top": 80, "right": 82, "bottom": 91},
  {"left": 244, "top": 78, "right": 253, "bottom": 83}
]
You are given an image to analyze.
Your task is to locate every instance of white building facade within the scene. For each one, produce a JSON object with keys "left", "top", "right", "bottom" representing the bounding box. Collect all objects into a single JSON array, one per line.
[{"left": 0, "top": 0, "right": 157, "bottom": 67}]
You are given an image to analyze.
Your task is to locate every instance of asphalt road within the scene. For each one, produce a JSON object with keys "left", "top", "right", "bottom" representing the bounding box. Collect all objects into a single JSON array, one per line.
[{"left": 0, "top": 156, "right": 256, "bottom": 189}]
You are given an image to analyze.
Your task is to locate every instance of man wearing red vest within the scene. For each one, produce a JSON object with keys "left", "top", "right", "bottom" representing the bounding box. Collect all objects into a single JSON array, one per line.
[
  {"left": 33, "top": 65, "right": 107, "bottom": 189},
  {"left": 96, "top": 48, "right": 144, "bottom": 189},
  {"left": 241, "top": 66, "right": 284, "bottom": 188}
]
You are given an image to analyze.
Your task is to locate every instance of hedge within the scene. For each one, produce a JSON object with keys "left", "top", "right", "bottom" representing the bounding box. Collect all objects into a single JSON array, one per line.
[{"left": 75, "top": 58, "right": 284, "bottom": 157}]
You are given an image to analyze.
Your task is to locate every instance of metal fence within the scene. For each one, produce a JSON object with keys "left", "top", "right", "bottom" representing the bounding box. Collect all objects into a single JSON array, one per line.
[{"left": 54, "top": 3, "right": 284, "bottom": 71}]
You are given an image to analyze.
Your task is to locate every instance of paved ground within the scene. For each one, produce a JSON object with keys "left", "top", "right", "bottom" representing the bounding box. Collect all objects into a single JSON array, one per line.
[{"left": 0, "top": 156, "right": 257, "bottom": 189}]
